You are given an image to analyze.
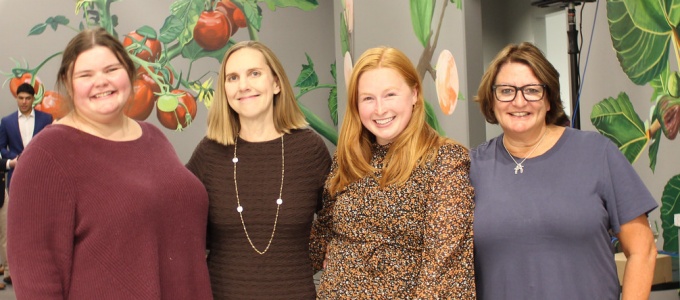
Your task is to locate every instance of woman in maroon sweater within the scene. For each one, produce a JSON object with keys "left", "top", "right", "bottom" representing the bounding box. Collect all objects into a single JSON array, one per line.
[{"left": 7, "top": 28, "right": 212, "bottom": 299}]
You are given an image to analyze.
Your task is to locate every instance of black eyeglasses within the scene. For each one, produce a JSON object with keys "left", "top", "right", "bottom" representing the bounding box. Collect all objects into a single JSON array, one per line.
[{"left": 492, "top": 84, "right": 546, "bottom": 102}]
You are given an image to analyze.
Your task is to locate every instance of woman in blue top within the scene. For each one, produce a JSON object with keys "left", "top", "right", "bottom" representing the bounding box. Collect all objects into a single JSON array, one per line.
[{"left": 471, "top": 42, "right": 657, "bottom": 300}]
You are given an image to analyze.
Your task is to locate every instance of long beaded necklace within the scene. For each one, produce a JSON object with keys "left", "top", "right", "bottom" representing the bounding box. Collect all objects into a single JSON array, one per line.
[
  {"left": 232, "top": 134, "right": 284, "bottom": 255},
  {"left": 502, "top": 128, "right": 548, "bottom": 175}
]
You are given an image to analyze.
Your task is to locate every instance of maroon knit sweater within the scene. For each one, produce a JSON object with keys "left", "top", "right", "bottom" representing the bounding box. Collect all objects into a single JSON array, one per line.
[
  {"left": 8, "top": 122, "right": 213, "bottom": 299},
  {"left": 187, "top": 128, "right": 331, "bottom": 300}
]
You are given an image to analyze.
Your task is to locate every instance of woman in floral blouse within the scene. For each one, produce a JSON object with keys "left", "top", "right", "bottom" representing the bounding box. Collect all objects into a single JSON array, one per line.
[{"left": 310, "top": 46, "right": 475, "bottom": 299}]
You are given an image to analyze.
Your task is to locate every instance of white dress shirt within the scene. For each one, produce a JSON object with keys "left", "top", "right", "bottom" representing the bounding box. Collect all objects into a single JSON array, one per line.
[
  {"left": 18, "top": 109, "right": 36, "bottom": 149},
  {"left": 7, "top": 110, "right": 36, "bottom": 169}
]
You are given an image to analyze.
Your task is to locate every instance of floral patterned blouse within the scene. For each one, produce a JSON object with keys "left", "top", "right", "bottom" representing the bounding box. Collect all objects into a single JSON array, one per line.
[{"left": 310, "top": 142, "right": 476, "bottom": 299}]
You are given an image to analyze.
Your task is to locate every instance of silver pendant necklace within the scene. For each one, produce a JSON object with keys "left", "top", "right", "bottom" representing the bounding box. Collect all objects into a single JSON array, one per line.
[
  {"left": 502, "top": 129, "right": 548, "bottom": 174},
  {"left": 232, "top": 134, "right": 284, "bottom": 255}
]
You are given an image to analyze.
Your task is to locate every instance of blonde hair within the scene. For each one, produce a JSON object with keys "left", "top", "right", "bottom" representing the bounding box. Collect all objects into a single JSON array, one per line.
[
  {"left": 328, "top": 46, "right": 451, "bottom": 195},
  {"left": 206, "top": 41, "right": 308, "bottom": 145}
]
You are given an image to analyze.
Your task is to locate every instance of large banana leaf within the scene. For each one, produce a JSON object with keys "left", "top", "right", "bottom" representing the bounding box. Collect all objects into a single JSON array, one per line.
[
  {"left": 661, "top": 175, "right": 680, "bottom": 253},
  {"left": 606, "top": 0, "right": 678, "bottom": 85},
  {"left": 590, "top": 92, "right": 648, "bottom": 163}
]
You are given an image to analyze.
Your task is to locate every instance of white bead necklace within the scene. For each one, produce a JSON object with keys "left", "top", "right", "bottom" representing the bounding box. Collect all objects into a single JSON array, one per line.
[
  {"left": 232, "top": 134, "right": 284, "bottom": 255},
  {"left": 502, "top": 128, "right": 548, "bottom": 174}
]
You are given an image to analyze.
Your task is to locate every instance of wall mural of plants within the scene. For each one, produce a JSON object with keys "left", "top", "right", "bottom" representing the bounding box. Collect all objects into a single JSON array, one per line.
[
  {"left": 591, "top": 0, "right": 680, "bottom": 253},
  {"left": 2, "top": 0, "right": 465, "bottom": 147},
  {"left": 1, "top": 0, "right": 341, "bottom": 142}
]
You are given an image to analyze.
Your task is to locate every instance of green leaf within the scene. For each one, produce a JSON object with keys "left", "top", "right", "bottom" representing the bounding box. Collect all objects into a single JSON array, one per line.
[
  {"left": 136, "top": 25, "right": 158, "bottom": 39},
  {"left": 590, "top": 92, "right": 648, "bottom": 163},
  {"left": 648, "top": 127, "right": 661, "bottom": 172},
  {"left": 606, "top": 0, "right": 674, "bottom": 85},
  {"left": 28, "top": 23, "right": 48, "bottom": 36},
  {"left": 328, "top": 62, "right": 338, "bottom": 126},
  {"left": 330, "top": 61, "right": 337, "bottom": 81},
  {"left": 54, "top": 15, "right": 70, "bottom": 25},
  {"left": 159, "top": 15, "right": 184, "bottom": 44},
  {"left": 328, "top": 87, "right": 337, "bottom": 126},
  {"left": 112, "top": 14, "right": 119, "bottom": 28},
  {"left": 649, "top": 65, "right": 670, "bottom": 102},
  {"left": 409, "top": 0, "right": 434, "bottom": 48},
  {"left": 424, "top": 100, "right": 445, "bottom": 136},
  {"left": 233, "top": 0, "right": 263, "bottom": 32},
  {"left": 169, "top": 0, "right": 204, "bottom": 47},
  {"left": 294, "top": 53, "right": 319, "bottom": 89},
  {"left": 340, "top": 11, "right": 349, "bottom": 54},
  {"left": 450, "top": 0, "right": 463, "bottom": 10},
  {"left": 262, "top": 0, "right": 319, "bottom": 11},
  {"left": 181, "top": 40, "right": 234, "bottom": 62},
  {"left": 661, "top": 175, "right": 680, "bottom": 253}
]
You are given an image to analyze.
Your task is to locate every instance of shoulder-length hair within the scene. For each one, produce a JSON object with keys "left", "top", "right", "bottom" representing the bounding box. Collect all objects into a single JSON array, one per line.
[
  {"left": 206, "top": 41, "right": 308, "bottom": 145},
  {"left": 475, "top": 42, "right": 567, "bottom": 125},
  {"left": 328, "top": 46, "right": 450, "bottom": 195}
]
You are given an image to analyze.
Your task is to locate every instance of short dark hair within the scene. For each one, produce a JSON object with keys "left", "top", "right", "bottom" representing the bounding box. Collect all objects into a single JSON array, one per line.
[
  {"left": 16, "top": 83, "right": 36, "bottom": 96},
  {"left": 475, "top": 42, "right": 568, "bottom": 125}
]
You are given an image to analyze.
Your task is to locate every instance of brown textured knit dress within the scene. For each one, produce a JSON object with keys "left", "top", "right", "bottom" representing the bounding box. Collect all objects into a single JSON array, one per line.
[
  {"left": 310, "top": 142, "right": 476, "bottom": 299},
  {"left": 187, "top": 129, "right": 332, "bottom": 299}
]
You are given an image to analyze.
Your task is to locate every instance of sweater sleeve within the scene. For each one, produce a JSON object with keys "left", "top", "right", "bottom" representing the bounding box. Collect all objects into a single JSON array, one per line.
[
  {"left": 309, "top": 156, "right": 337, "bottom": 272},
  {"left": 186, "top": 138, "right": 210, "bottom": 251},
  {"left": 306, "top": 131, "right": 332, "bottom": 213},
  {"left": 415, "top": 143, "right": 476, "bottom": 299},
  {"left": 8, "top": 145, "right": 76, "bottom": 299}
]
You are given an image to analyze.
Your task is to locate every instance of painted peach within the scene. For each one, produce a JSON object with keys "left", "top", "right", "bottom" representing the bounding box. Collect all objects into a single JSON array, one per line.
[
  {"left": 435, "top": 50, "right": 459, "bottom": 115},
  {"left": 344, "top": 51, "right": 353, "bottom": 91}
]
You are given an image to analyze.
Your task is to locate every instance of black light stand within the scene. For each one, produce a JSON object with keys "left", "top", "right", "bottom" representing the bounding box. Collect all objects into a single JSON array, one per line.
[{"left": 531, "top": 0, "right": 595, "bottom": 129}]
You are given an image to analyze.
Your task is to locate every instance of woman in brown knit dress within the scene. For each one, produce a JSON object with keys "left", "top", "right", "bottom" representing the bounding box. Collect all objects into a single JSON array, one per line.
[
  {"left": 187, "top": 41, "right": 331, "bottom": 299},
  {"left": 310, "top": 47, "right": 475, "bottom": 299}
]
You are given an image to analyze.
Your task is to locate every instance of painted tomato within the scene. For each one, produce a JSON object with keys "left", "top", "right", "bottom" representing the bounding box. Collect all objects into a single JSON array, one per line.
[
  {"left": 194, "top": 11, "right": 231, "bottom": 51},
  {"left": 156, "top": 90, "right": 198, "bottom": 130},
  {"left": 218, "top": 0, "right": 247, "bottom": 30},
  {"left": 123, "top": 31, "right": 162, "bottom": 62},
  {"left": 232, "top": 7, "right": 247, "bottom": 28},
  {"left": 9, "top": 73, "right": 42, "bottom": 98},
  {"left": 34, "top": 90, "right": 70, "bottom": 119},
  {"left": 123, "top": 79, "right": 156, "bottom": 121}
]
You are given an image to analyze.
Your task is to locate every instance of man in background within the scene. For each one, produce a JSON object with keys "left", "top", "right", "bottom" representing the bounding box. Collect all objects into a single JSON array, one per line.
[{"left": 0, "top": 82, "right": 53, "bottom": 285}]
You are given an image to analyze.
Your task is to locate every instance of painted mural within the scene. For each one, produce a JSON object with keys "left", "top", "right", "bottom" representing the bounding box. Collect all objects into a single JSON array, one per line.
[
  {"left": 2, "top": 0, "right": 464, "bottom": 147},
  {"left": 592, "top": 0, "right": 680, "bottom": 253},
  {"left": 1, "top": 0, "right": 341, "bottom": 140}
]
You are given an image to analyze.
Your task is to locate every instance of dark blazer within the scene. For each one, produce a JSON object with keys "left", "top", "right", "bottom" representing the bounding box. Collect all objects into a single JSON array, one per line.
[
  {"left": 0, "top": 110, "right": 53, "bottom": 195},
  {"left": 0, "top": 158, "right": 6, "bottom": 208}
]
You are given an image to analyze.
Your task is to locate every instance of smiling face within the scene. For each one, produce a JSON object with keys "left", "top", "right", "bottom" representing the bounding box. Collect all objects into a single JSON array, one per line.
[
  {"left": 223, "top": 47, "right": 281, "bottom": 124},
  {"left": 493, "top": 62, "right": 550, "bottom": 137},
  {"left": 70, "top": 45, "right": 132, "bottom": 123},
  {"left": 357, "top": 67, "right": 417, "bottom": 145}
]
